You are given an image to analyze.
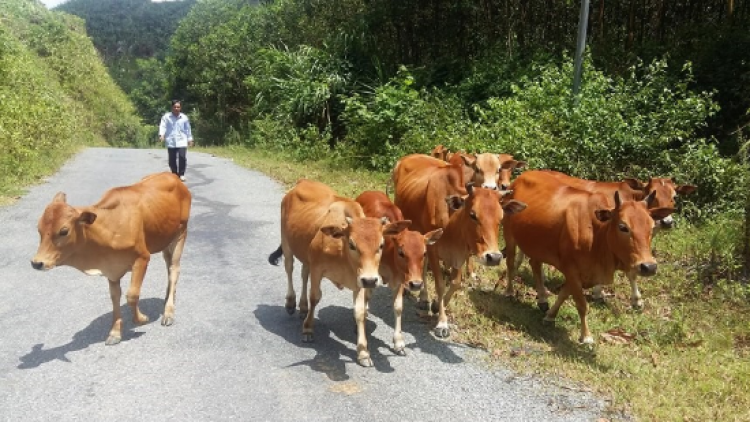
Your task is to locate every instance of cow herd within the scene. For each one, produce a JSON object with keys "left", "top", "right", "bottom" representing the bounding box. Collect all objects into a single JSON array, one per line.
[{"left": 29, "top": 147, "right": 696, "bottom": 366}]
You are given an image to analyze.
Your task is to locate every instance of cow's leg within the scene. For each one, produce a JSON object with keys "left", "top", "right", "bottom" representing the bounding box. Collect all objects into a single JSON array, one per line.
[
  {"left": 417, "top": 246, "right": 435, "bottom": 316},
  {"left": 283, "top": 246, "right": 296, "bottom": 315},
  {"left": 570, "top": 284, "right": 593, "bottom": 344},
  {"left": 466, "top": 258, "right": 478, "bottom": 281},
  {"left": 428, "top": 248, "right": 450, "bottom": 338},
  {"left": 544, "top": 283, "right": 571, "bottom": 324},
  {"left": 302, "top": 268, "right": 322, "bottom": 343},
  {"left": 501, "top": 237, "right": 517, "bottom": 295},
  {"left": 364, "top": 287, "right": 372, "bottom": 317},
  {"left": 441, "top": 267, "right": 463, "bottom": 309},
  {"left": 353, "top": 287, "right": 372, "bottom": 367},
  {"left": 627, "top": 273, "right": 643, "bottom": 308},
  {"left": 162, "top": 227, "right": 187, "bottom": 326},
  {"left": 127, "top": 255, "right": 151, "bottom": 325},
  {"left": 530, "top": 259, "right": 551, "bottom": 312},
  {"left": 392, "top": 283, "right": 406, "bottom": 355},
  {"left": 298, "top": 264, "right": 310, "bottom": 316},
  {"left": 106, "top": 279, "right": 123, "bottom": 345}
]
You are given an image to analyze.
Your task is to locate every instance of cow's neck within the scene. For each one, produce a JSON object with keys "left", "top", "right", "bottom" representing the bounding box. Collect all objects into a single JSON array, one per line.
[
  {"left": 437, "top": 211, "right": 473, "bottom": 268},
  {"left": 63, "top": 207, "right": 132, "bottom": 278},
  {"left": 588, "top": 223, "right": 619, "bottom": 285}
]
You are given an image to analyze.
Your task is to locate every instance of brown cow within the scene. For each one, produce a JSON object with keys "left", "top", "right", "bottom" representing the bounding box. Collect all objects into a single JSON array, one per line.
[
  {"left": 502, "top": 171, "right": 674, "bottom": 343},
  {"left": 268, "top": 179, "right": 409, "bottom": 367},
  {"left": 31, "top": 172, "right": 192, "bottom": 345},
  {"left": 395, "top": 161, "right": 526, "bottom": 337},
  {"left": 532, "top": 170, "right": 696, "bottom": 307},
  {"left": 355, "top": 191, "right": 443, "bottom": 355}
]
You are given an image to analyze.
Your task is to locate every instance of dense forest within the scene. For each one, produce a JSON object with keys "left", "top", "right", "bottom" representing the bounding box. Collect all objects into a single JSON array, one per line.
[
  {"left": 56, "top": 0, "right": 197, "bottom": 124},
  {"left": 0, "top": 0, "right": 147, "bottom": 196}
]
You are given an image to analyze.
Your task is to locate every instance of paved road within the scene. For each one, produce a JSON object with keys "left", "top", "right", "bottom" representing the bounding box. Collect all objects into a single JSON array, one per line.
[{"left": 0, "top": 148, "right": 607, "bottom": 421}]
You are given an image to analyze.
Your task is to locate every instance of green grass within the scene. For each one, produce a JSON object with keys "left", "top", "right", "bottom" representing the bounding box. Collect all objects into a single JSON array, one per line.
[{"left": 208, "top": 145, "right": 750, "bottom": 422}]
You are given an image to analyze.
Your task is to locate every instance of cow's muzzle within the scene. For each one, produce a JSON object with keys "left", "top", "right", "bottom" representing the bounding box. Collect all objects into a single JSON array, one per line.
[
  {"left": 360, "top": 276, "right": 380, "bottom": 289},
  {"left": 31, "top": 260, "right": 45, "bottom": 271},
  {"left": 407, "top": 280, "right": 423, "bottom": 291},
  {"left": 481, "top": 252, "right": 504, "bottom": 266},
  {"left": 638, "top": 262, "right": 657, "bottom": 277}
]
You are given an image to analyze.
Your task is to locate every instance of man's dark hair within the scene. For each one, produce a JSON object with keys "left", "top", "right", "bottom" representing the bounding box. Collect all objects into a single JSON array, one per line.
[{"left": 171, "top": 100, "right": 182, "bottom": 106}]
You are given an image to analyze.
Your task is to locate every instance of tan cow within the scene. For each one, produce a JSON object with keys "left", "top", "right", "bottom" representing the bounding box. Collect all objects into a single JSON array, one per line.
[
  {"left": 31, "top": 172, "right": 192, "bottom": 345},
  {"left": 395, "top": 160, "right": 526, "bottom": 337},
  {"left": 530, "top": 170, "right": 696, "bottom": 307},
  {"left": 268, "top": 179, "right": 409, "bottom": 367},
  {"left": 355, "top": 191, "right": 442, "bottom": 355},
  {"left": 502, "top": 171, "right": 674, "bottom": 343}
]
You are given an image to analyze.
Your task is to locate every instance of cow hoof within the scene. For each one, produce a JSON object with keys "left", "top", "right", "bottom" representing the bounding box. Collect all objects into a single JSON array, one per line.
[
  {"left": 579, "top": 336, "right": 595, "bottom": 345},
  {"left": 105, "top": 335, "right": 121, "bottom": 346},
  {"left": 631, "top": 300, "right": 644, "bottom": 310},
  {"left": 538, "top": 302, "right": 550, "bottom": 313},
  {"left": 161, "top": 316, "right": 174, "bottom": 326},
  {"left": 358, "top": 357, "right": 373, "bottom": 367},
  {"left": 394, "top": 346, "right": 407, "bottom": 356},
  {"left": 302, "top": 333, "right": 314, "bottom": 343},
  {"left": 434, "top": 326, "right": 450, "bottom": 338},
  {"left": 285, "top": 305, "right": 295, "bottom": 315},
  {"left": 430, "top": 300, "right": 439, "bottom": 315},
  {"left": 417, "top": 300, "right": 430, "bottom": 311}
]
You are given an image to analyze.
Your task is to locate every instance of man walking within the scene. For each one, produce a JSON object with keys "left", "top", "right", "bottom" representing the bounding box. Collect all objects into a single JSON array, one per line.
[{"left": 159, "top": 100, "right": 194, "bottom": 181}]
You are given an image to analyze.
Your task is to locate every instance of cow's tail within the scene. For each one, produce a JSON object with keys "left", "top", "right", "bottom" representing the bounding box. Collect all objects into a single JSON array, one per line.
[{"left": 268, "top": 244, "right": 283, "bottom": 266}]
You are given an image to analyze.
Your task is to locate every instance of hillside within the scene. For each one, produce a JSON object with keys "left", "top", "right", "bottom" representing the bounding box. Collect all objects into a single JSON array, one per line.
[{"left": 0, "top": 0, "right": 147, "bottom": 198}]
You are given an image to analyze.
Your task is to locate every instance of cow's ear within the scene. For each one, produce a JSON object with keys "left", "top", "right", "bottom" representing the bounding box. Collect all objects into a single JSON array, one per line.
[
  {"left": 78, "top": 211, "right": 97, "bottom": 225},
  {"left": 649, "top": 207, "right": 676, "bottom": 221},
  {"left": 595, "top": 209, "right": 612, "bottom": 222},
  {"left": 500, "top": 160, "right": 518, "bottom": 170},
  {"left": 623, "top": 178, "right": 644, "bottom": 190},
  {"left": 614, "top": 191, "right": 623, "bottom": 209},
  {"left": 460, "top": 154, "right": 475, "bottom": 168},
  {"left": 676, "top": 184, "right": 697, "bottom": 195},
  {"left": 446, "top": 195, "right": 465, "bottom": 211},
  {"left": 503, "top": 200, "right": 527, "bottom": 216},
  {"left": 384, "top": 220, "right": 410, "bottom": 236},
  {"left": 53, "top": 192, "right": 67, "bottom": 203},
  {"left": 424, "top": 228, "right": 443, "bottom": 245},
  {"left": 643, "top": 190, "right": 657, "bottom": 207},
  {"left": 321, "top": 225, "right": 345, "bottom": 238}
]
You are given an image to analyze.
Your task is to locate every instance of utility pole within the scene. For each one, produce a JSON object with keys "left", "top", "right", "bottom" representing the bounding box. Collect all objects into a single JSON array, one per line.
[{"left": 572, "top": 0, "right": 591, "bottom": 101}]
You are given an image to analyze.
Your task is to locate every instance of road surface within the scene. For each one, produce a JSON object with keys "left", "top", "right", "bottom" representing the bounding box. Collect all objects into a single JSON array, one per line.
[{"left": 0, "top": 148, "right": 608, "bottom": 421}]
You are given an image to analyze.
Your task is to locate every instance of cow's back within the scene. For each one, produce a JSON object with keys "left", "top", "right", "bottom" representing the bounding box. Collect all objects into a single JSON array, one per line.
[
  {"left": 506, "top": 171, "right": 608, "bottom": 270},
  {"left": 280, "top": 179, "right": 353, "bottom": 264},
  {"left": 92, "top": 172, "right": 192, "bottom": 254},
  {"left": 394, "top": 158, "right": 465, "bottom": 234}
]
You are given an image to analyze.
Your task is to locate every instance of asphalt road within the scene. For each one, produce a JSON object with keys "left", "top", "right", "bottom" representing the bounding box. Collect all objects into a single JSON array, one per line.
[{"left": 0, "top": 148, "right": 608, "bottom": 421}]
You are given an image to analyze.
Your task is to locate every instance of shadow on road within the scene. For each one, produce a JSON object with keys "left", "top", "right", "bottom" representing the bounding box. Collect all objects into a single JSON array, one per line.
[
  {"left": 365, "top": 286, "right": 465, "bottom": 364},
  {"left": 254, "top": 286, "right": 465, "bottom": 380},
  {"left": 17, "top": 298, "right": 164, "bottom": 369}
]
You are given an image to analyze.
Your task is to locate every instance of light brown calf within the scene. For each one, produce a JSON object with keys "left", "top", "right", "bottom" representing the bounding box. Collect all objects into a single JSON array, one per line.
[
  {"left": 269, "top": 179, "right": 408, "bottom": 366},
  {"left": 31, "top": 172, "right": 192, "bottom": 345},
  {"left": 355, "top": 191, "right": 442, "bottom": 355}
]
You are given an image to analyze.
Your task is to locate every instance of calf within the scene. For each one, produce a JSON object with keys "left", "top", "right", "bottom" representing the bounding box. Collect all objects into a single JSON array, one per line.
[
  {"left": 269, "top": 179, "right": 408, "bottom": 366},
  {"left": 355, "top": 191, "right": 442, "bottom": 355},
  {"left": 31, "top": 172, "right": 192, "bottom": 345}
]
